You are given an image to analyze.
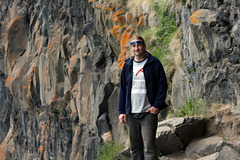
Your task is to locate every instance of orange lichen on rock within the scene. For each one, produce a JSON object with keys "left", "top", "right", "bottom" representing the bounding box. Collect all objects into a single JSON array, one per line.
[
  {"left": 5, "top": 66, "right": 22, "bottom": 88},
  {"left": 118, "top": 27, "right": 133, "bottom": 69},
  {"left": 39, "top": 120, "right": 51, "bottom": 158},
  {"left": 88, "top": 0, "right": 94, "bottom": 2},
  {"left": 22, "top": 84, "right": 29, "bottom": 96},
  {"left": 39, "top": 146, "right": 44, "bottom": 153},
  {"left": 41, "top": 123, "right": 47, "bottom": 132},
  {"left": 0, "top": 128, "right": 13, "bottom": 159},
  {"left": 22, "top": 66, "right": 38, "bottom": 103},
  {"left": 111, "top": 25, "right": 121, "bottom": 39},
  {"left": 137, "top": 13, "right": 143, "bottom": 27},
  {"left": 107, "top": 3, "right": 115, "bottom": 11},
  {"left": 5, "top": 75, "right": 14, "bottom": 88},
  {"left": 189, "top": 10, "right": 200, "bottom": 25},
  {"left": 113, "top": 10, "right": 125, "bottom": 25},
  {"left": 0, "top": 143, "right": 3, "bottom": 160},
  {"left": 47, "top": 40, "right": 51, "bottom": 50}
]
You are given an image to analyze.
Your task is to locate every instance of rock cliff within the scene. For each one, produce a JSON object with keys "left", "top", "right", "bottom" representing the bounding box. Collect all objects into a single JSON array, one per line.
[
  {"left": 0, "top": 0, "right": 144, "bottom": 159},
  {"left": 0, "top": 0, "right": 239, "bottom": 159},
  {"left": 171, "top": 0, "right": 240, "bottom": 113}
]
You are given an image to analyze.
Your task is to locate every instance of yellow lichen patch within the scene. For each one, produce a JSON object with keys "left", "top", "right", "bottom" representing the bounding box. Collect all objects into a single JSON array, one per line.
[{"left": 189, "top": 10, "right": 200, "bottom": 25}]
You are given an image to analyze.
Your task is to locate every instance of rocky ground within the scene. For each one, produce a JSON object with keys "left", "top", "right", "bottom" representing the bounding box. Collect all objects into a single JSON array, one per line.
[{"left": 117, "top": 105, "right": 240, "bottom": 160}]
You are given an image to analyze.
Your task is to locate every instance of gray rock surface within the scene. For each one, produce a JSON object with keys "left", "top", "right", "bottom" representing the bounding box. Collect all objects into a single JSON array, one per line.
[
  {"left": 185, "top": 136, "right": 224, "bottom": 158},
  {"left": 0, "top": 71, "right": 12, "bottom": 144},
  {"left": 197, "top": 146, "right": 240, "bottom": 160},
  {"left": 0, "top": 0, "right": 240, "bottom": 159},
  {"left": 97, "top": 112, "right": 112, "bottom": 142},
  {"left": 115, "top": 147, "right": 131, "bottom": 160},
  {"left": 185, "top": 136, "right": 240, "bottom": 158},
  {"left": 171, "top": 0, "right": 240, "bottom": 114},
  {"left": 156, "top": 117, "right": 205, "bottom": 154},
  {"left": 0, "top": 0, "right": 144, "bottom": 159}
]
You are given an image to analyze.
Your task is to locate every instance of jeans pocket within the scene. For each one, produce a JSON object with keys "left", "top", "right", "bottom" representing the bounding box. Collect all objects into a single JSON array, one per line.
[{"left": 148, "top": 112, "right": 157, "bottom": 120}]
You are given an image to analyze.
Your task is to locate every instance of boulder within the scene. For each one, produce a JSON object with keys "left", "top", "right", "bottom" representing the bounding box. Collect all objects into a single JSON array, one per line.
[
  {"left": 185, "top": 136, "right": 224, "bottom": 158},
  {"left": 108, "top": 88, "right": 128, "bottom": 144},
  {"left": 185, "top": 136, "right": 240, "bottom": 158},
  {"left": 160, "top": 151, "right": 192, "bottom": 160},
  {"left": 156, "top": 117, "right": 205, "bottom": 155},
  {"left": 115, "top": 147, "right": 131, "bottom": 160},
  {"left": 156, "top": 126, "right": 184, "bottom": 154},
  {"left": 97, "top": 113, "right": 112, "bottom": 142},
  {"left": 197, "top": 146, "right": 240, "bottom": 160}
]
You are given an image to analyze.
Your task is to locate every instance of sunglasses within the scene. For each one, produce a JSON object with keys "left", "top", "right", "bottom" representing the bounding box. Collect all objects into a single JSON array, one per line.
[{"left": 130, "top": 41, "right": 144, "bottom": 46}]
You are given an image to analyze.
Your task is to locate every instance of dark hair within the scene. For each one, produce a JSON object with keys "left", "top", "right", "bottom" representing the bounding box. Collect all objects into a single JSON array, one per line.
[{"left": 130, "top": 35, "right": 145, "bottom": 44}]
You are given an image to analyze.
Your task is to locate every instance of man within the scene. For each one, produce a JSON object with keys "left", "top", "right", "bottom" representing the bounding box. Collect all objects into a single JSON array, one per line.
[{"left": 118, "top": 35, "right": 168, "bottom": 160}]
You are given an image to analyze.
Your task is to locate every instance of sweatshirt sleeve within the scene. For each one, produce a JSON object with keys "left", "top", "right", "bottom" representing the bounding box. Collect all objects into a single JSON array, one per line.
[{"left": 153, "top": 60, "right": 168, "bottom": 110}]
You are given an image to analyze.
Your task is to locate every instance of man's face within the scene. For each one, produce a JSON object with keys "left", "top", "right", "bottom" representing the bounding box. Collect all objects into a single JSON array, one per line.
[{"left": 130, "top": 39, "right": 146, "bottom": 56}]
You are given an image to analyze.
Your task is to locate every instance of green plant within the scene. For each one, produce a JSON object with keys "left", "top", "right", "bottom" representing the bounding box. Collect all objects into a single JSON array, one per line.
[
  {"left": 157, "top": 150, "right": 162, "bottom": 158},
  {"left": 96, "top": 141, "right": 125, "bottom": 160},
  {"left": 174, "top": 97, "right": 210, "bottom": 117},
  {"left": 153, "top": 0, "right": 178, "bottom": 59},
  {"left": 150, "top": 0, "right": 178, "bottom": 88}
]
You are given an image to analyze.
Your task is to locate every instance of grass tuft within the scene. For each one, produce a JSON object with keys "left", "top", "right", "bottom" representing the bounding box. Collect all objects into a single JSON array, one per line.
[
  {"left": 174, "top": 97, "right": 210, "bottom": 118},
  {"left": 96, "top": 141, "right": 125, "bottom": 160},
  {"left": 173, "top": 98, "right": 228, "bottom": 118}
]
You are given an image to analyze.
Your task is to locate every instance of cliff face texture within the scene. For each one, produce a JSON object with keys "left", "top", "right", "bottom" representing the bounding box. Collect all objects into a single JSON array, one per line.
[
  {"left": 0, "top": 0, "right": 240, "bottom": 159},
  {"left": 172, "top": 0, "right": 240, "bottom": 112},
  {"left": 0, "top": 0, "right": 145, "bottom": 159}
]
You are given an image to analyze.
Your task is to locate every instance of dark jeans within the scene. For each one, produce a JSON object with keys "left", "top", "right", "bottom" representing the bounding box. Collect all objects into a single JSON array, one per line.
[{"left": 127, "top": 113, "right": 158, "bottom": 160}]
